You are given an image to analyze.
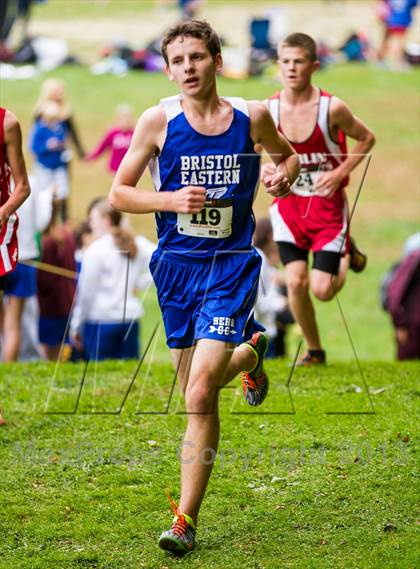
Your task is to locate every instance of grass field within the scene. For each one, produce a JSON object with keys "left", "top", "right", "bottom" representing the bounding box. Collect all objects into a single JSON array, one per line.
[
  {"left": 0, "top": 359, "right": 418, "bottom": 568},
  {"left": 1, "top": 3, "right": 419, "bottom": 566}
]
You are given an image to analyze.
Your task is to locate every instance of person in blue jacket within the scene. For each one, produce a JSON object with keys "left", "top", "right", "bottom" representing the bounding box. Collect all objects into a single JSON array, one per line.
[
  {"left": 30, "top": 100, "right": 70, "bottom": 221},
  {"left": 377, "top": 0, "right": 418, "bottom": 70}
]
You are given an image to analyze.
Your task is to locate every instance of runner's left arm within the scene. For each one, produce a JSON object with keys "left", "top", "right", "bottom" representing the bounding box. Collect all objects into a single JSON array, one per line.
[
  {"left": 0, "top": 111, "right": 31, "bottom": 231},
  {"left": 315, "top": 98, "right": 375, "bottom": 197},
  {"left": 249, "top": 101, "right": 300, "bottom": 198}
]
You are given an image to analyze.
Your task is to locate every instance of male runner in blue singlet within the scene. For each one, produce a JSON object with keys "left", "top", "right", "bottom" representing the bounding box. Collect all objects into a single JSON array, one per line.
[{"left": 109, "top": 19, "right": 300, "bottom": 555}]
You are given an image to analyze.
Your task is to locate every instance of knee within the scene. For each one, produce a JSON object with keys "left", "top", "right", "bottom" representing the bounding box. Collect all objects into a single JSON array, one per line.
[
  {"left": 287, "top": 274, "right": 309, "bottom": 296},
  {"left": 312, "top": 280, "right": 336, "bottom": 301},
  {"left": 185, "top": 377, "right": 218, "bottom": 414}
]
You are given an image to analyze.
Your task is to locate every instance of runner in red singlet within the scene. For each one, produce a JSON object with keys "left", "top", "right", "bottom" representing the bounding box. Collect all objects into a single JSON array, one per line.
[
  {"left": 0, "top": 108, "right": 31, "bottom": 423},
  {"left": 264, "top": 33, "right": 375, "bottom": 366}
]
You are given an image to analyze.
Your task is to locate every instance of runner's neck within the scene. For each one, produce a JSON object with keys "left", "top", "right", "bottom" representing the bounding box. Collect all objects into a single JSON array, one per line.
[{"left": 282, "top": 84, "right": 318, "bottom": 107}]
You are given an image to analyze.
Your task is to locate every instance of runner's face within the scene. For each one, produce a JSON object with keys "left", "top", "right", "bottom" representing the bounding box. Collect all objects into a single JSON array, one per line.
[
  {"left": 278, "top": 46, "right": 319, "bottom": 90},
  {"left": 165, "top": 36, "right": 222, "bottom": 96}
]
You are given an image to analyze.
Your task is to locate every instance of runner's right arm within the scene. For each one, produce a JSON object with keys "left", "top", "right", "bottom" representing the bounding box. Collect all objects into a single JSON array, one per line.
[{"left": 109, "top": 106, "right": 205, "bottom": 215}]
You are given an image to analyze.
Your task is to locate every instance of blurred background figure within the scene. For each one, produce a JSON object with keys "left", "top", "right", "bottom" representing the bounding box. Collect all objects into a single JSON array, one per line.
[
  {"left": 376, "top": 0, "right": 419, "bottom": 70},
  {"left": 0, "top": 0, "right": 33, "bottom": 61},
  {"left": 37, "top": 203, "right": 77, "bottom": 361},
  {"left": 253, "top": 217, "right": 294, "bottom": 358},
  {"left": 11, "top": 173, "right": 53, "bottom": 362},
  {"left": 73, "top": 219, "right": 92, "bottom": 275},
  {"left": 85, "top": 104, "right": 134, "bottom": 175},
  {"left": 381, "top": 233, "right": 420, "bottom": 360},
  {"left": 69, "top": 198, "right": 155, "bottom": 361},
  {"left": 30, "top": 101, "right": 70, "bottom": 222},
  {"left": 178, "top": 0, "right": 202, "bottom": 19},
  {"left": 32, "top": 78, "right": 85, "bottom": 219}
]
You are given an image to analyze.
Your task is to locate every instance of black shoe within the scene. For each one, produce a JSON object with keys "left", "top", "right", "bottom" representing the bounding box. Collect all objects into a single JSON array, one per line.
[
  {"left": 349, "top": 237, "right": 367, "bottom": 273},
  {"left": 296, "top": 349, "right": 326, "bottom": 367}
]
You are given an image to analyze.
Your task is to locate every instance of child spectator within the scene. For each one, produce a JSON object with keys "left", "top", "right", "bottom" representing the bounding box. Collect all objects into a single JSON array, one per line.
[
  {"left": 85, "top": 104, "right": 134, "bottom": 174},
  {"left": 69, "top": 198, "right": 155, "bottom": 361},
  {"left": 30, "top": 101, "right": 70, "bottom": 222},
  {"left": 33, "top": 78, "right": 85, "bottom": 160},
  {"left": 32, "top": 78, "right": 86, "bottom": 220}
]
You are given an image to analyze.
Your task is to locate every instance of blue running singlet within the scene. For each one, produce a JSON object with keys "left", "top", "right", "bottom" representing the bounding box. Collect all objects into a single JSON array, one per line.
[{"left": 149, "top": 95, "right": 261, "bottom": 258}]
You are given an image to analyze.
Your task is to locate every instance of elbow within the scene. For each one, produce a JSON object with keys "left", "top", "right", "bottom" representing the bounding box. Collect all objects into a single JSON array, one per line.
[
  {"left": 22, "top": 179, "right": 31, "bottom": 200},
  {"left": 108, "top": 185, "right": 121, "bottom": 210},
  {"left": 366, "top": 130, "right": 376, "bottom": 152}
]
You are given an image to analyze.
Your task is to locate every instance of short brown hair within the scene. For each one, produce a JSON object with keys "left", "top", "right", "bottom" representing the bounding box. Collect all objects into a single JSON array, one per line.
[
  {"left": 280, "top": 33, "right": 318, "bottom": 61},
  {"left": 161, "top": 19, "right": 221, "bottom": 65}
]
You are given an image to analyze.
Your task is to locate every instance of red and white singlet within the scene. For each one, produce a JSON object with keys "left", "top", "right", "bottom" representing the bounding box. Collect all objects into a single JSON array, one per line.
[
  {"left": 267, "top": 89, "right": 349, "bottom": 254},
  {"left": 0, "top": 107, "right": 19, "bottom": 276}
]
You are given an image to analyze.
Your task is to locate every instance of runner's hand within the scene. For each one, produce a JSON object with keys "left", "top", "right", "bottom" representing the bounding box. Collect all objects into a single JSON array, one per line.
[
  {"left": 261, "top": 163, "right": 291, "bottom": 198},
  {"left": 172, "top": 186, "right": 206, "bottom": 213},
  {"left": 315, "top": 170, "right": 344, "bottom": 197}
]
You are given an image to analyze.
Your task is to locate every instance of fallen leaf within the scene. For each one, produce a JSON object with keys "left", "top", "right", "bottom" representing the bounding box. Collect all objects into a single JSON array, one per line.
[
  {"left": 345, "top": 384, "right": 362, "bottom": 393},
  {"left": 271, "top": 476, "right": 284, "bottom": 483},
  {"left": 369, "top": 387, "right": 385, "bottom": 395}
]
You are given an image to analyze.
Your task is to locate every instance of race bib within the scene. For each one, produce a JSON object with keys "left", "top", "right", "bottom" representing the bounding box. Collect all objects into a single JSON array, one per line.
[
  {"left": 292, "top": 171, "right": 322, "bottom": 196},
  {"left": 177, "top": 199, "right": 233, "bottom": 239}
]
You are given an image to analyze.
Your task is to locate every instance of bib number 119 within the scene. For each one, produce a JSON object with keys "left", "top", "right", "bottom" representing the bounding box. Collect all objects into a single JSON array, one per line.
[{"left": 190, "top": 208, "right": 221, "bottom": 226}]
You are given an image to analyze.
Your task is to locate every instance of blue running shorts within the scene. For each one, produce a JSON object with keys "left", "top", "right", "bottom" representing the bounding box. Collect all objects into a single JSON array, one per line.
[
  {"left": 4, "top": 262, "right": 37, "bottom": 298},
  {"left": 150, "top": 248, "right": 264, "bottom": 349}
]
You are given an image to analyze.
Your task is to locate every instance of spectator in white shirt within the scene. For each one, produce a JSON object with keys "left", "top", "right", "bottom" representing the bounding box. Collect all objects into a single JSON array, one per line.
[{"left": 70, "top": 198, "right": 155, "bottom": 360}]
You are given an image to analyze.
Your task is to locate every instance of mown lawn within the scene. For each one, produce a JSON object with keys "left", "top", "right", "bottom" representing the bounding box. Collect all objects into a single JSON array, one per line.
[{"left": 0, "top": 360, "right": 418, "bottom": 568}]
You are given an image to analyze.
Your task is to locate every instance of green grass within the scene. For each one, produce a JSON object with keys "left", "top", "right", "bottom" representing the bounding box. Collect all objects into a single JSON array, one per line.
[{"left": 0, "top": 360, "right": 418, "bottom": 568}]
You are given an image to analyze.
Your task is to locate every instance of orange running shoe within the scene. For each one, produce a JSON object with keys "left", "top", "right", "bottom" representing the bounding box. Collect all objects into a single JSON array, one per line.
[
  {"left": 159, "top": 496, "right": 196, "bottom": 555},
  {"left": 241, "top": 332, "right": 269, "bottom": 406}
]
